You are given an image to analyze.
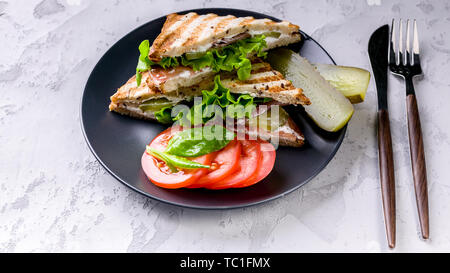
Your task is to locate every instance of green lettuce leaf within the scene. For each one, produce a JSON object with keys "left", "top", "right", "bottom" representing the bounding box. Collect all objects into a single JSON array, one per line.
[
  {"left": 180, "top": 51, "right": 215, "bottom": 71},
  {"left": 182, "top": 34, "right": 267, "bottom": 80},
  {"left": 135, "top": 40, "right": 178, "bottom": 86},
  {"left": 146, "top": 147, "right": 210, "bottom": 172},
  {"left": 154, "top": 105, "right": 189, "bottom": 125},
  {"left": 162, "top": 75, "right": 270, "bottom": 125},
  {"left": 154, "top": 106, "right": 174, "bottom": 124},
  {"left": 165, "top": 125, "right": 235, "bottom": 157},
  {"left": 135, "top": 35, "right": 267, "bottom": 86}
]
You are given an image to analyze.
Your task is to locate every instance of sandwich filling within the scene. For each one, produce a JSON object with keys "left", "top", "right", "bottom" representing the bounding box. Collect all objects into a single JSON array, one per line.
[
  {"left": 147, "top": 75, "right": 271, "bottom": 125},
  {"left": 136, "top": 34, "right": 268, "bottom": 86}
]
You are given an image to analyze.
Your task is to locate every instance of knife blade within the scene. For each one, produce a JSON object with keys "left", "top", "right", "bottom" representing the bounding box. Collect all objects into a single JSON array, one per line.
[
  {"left": 368, "top": 25, "right": 396, "bottom": 249},
  {"left": 369, "top": 25, "right": 389, "bottom": 110}
]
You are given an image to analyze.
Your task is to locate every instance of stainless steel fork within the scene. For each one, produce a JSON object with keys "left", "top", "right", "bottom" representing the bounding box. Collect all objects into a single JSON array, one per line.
[{"left": 389, "top": 19, "right": 429, "bottom": 239}]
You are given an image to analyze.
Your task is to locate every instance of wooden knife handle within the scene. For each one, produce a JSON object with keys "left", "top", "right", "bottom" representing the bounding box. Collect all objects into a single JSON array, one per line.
[
  {"left": 406, "top": 94, "right": 430, "bottom": 239},
  {"left": 377, "top": 109, "right": 396, "bottom": 248}
]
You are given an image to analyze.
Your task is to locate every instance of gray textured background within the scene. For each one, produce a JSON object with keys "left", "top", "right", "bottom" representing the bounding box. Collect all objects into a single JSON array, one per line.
[{"left": 1, "top": 0, "right": 449, "bottom": 252}]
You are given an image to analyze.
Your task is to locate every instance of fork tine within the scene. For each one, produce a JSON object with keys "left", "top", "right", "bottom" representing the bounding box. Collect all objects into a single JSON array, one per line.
[
  {"left": 413, "top": 19, "right": 421, "bottom": 65},
  {"left": 389, "top": 19, "right": 396, "bottom": 65},
  {"left": 398, "top": 19, "right": 403, "bottom": 65},
  {"left": 405, "top": 19, "right": 411, "bottom": 65}
]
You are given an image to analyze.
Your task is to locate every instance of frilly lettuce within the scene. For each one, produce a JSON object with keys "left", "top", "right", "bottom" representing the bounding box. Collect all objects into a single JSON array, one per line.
[
  {"left": 136, "top": 40, "right": 179, "bottom": 86},
  {"left": 153, "top": 75, "right": 270, "bottom": 125},
  {"left": 135, "top": 35, "right": 267, "bottom": 86}
]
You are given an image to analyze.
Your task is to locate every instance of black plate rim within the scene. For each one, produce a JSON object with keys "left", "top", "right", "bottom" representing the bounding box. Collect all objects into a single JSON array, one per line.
[{"left": 80, "top": 8, "right": 345, "bottom": 210}]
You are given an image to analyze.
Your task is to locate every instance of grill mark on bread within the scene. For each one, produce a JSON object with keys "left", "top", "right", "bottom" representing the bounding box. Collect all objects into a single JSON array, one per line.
[
  {"left": 173, "top": 14, "right": 209, "bottom": 48},
  {"left": 181, "top": 13, "right": 217, "bottom": 48},
  {"left": 239, "top": 75, "right": 283, "bottom": 84},
  {"left": 231, "top": 79, "right": 295, "bottom": 92},
  {"left": 264, "top": 20, "right": 276, "bottom": 26},
  {"left": 239, "top": 17, "right": 255, "bottom": 27},
  {"left": 213, "top": 16, "right": 236, "bottom": 35},
  {"left": 111, "top": 71, "right": 168, "bottom": 103},
  {"left": 198, "top": 15, "right": 233, "bottom": 41},
  {"left": 149, "top": 13, "right": 189, "bottom": 61},
  {"left": 217, "top": 58, "right": 310, "bottom": 105},
  {"left": 251, "top": 66, "right": 272, "bottom": 74},
  {"left": 161, "top": 13, "right": 182, "bottom": 32},
  {"left": 159, "top": 14, "right": 199, "bottom": 56},
  {"left": 148, "top": 12, "right": 300, "bottom": 60},
  {"left": 149, "top": 13, "right": 198, "bottom": 61},
  {"left": 266, "top": 85, "right": 286, "bottom": 93},
  {"left": 250, "top": 63, "right": 272, "bottom": 74}
]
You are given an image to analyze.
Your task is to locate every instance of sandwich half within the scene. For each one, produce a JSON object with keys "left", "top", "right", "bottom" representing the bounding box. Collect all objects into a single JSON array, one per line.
[
  {"left": 148, "top": 12, "right": 301, "bottom": 61},
  {"left": 135, "top": 12, "right": 301, "bottom": 87}
]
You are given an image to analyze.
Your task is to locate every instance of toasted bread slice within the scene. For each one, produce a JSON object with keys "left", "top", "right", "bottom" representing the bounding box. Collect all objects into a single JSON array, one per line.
[
  {"left": 109, "top": 66, "right": 212, "bottom": 106},
  {"left": 109, "top": 71, "right": 187, "bottom": 119},
  {"left": 221, "top": 60, "right": 310, "bottom": 105},
  {"left": 149, "top": 12, "right": 301, "bottom": 61}
]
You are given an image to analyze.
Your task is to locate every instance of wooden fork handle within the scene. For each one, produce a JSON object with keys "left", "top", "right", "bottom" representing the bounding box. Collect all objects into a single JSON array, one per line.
[
  {"left": 377, "top": 109, "right": 396, "bottom": 248},
  {"left": 406, "top": 94, "right": 430, "bottom": 239}
]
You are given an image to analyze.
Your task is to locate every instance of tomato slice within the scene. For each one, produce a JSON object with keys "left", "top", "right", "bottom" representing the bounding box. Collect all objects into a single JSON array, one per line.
[
  {"left": 141, "top": 126, "right": 212, "bottom": 189},
  {"left": 232, "top": 140, "right": 276, "bottom": 188},
  {"left": 205, "top": 140, "right": 262, "bottom": 190},
  {"left": 148, "top": 126, "right": 182, "bottom": 151},
  {"left": 188, "top": 140, "right": 242, "bottom": 188}
]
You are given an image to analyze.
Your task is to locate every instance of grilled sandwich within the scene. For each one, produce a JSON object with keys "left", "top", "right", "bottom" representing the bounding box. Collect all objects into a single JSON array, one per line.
[{"left": 109, "top": 12, "right": 307, "bottom": 147}]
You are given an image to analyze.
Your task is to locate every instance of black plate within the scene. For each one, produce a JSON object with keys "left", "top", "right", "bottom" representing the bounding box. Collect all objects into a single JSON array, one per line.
[{"left": 81, "top": 8, "right": 346, "bottom": 209}]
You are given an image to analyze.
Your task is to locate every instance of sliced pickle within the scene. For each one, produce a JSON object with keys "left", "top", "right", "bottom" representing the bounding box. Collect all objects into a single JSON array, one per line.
[
  {"left": 139, "top": 98, "right": 175, "bottom": 112},
  {"left": 267, "top": 48, "right": 354, "bottom": 132},
  {"left": 252, "top": 106, "right": 289, "bottom": 132},
  {"left": 261, "top": 31, "right": 281, "bottom": 38},
  {"left": 314, "top": 64, "right": 370, "bottom": 103},
  {"left": 185, "top": 51, "right": 206, "bottom": 60}
]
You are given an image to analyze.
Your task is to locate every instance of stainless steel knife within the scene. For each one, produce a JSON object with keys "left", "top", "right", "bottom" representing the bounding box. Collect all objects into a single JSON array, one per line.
[{"left": 368, "top": 25, "right": 396, "bottom": 249}]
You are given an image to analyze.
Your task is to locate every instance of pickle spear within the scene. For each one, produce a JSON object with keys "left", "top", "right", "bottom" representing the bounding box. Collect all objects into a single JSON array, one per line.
[
  {"left": 267, "top": 48, "right": 354, "bottom": 132},
  {"left": 314, "top": 64, "right": 370, "bottom": 103}
]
